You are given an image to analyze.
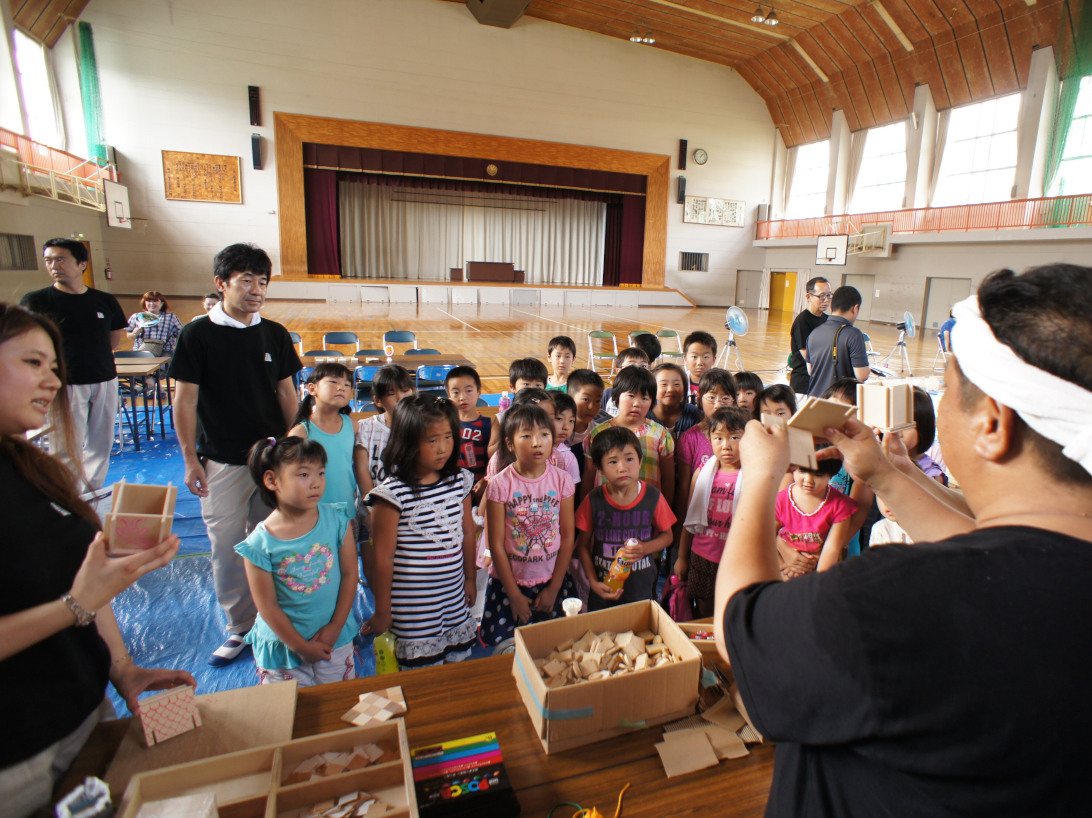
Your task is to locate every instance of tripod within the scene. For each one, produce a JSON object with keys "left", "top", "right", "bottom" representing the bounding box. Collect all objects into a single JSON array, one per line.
[
  {"left": 715, "top": 330, "right": 745, "bottom": 372},
  {"left": 882, "top": 330, "right": 913, "bottom": 376}
]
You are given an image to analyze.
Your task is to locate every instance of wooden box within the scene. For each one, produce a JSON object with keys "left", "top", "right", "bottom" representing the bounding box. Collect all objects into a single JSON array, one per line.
[
  {"left": 117, "top": 722, "right": 417, "bottom": 818},
  {"left": 104, "top": 480, "right": 177, "bottom": 556},
  {"left": 676, "top": 621, "right": 718, "bottom": 657},
  {"left": 857, "top": 380, "right": 915, "bottom": 433}
]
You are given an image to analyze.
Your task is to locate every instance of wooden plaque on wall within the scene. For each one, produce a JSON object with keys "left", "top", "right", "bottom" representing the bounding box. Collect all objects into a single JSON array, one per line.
[{"left": 162, "top": 151, "right": 242, "bottom": 203}]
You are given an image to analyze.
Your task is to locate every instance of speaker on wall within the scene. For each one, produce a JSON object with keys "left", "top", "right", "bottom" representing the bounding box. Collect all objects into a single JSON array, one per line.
[
  {"left": 251, "top": 134, "right": 263, "bottom": 170},
  {"left": 678, "top": 139, "right": 687, "bottom": 171},
  {"left": 677, "top": 175, "right": 686, "bottom": 204},
  {"left": 248, "top": 86, "right": 261, "bottom": 126}
]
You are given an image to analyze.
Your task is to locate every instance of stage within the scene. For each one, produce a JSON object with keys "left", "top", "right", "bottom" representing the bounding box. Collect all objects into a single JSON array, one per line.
[{"left": 270, "top": 276, "right": 695, "bottom": 308}]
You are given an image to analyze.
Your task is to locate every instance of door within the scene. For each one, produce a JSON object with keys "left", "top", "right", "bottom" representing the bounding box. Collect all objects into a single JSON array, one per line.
[
  {"left": 769, "top": 271, "right": 797, "bottom": 312},
  {"left": 923, "top": 277, "right": 971, "bottom": 330},
  {"left": 844, "top": 274, "right": 874, "bottom": 322},
  {"left": 734, "top": 270, "right": 762, "bottom": 307}
]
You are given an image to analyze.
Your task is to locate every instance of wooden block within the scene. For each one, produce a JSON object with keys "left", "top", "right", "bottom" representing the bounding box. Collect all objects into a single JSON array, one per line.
[
  {"left": 139, "top": 685, "right": 201, "bottom": 748},
  {"left": 857, "top": 380, "right": 917, "bottom": 433},
  {"left": 106, "top": 480, "right": 178, "bottom": 556},
  {"left": 340, "top": 687, "right": 407, "bottom": 728},
  {"left": 787, "top": 396, "right": 858, "bottom": 435}
]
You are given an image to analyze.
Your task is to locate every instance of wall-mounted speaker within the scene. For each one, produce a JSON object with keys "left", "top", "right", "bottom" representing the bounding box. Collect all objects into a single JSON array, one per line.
[
  {"left": 677, "top": 175, "right": 686, "bottom": 204},
  {"left": 248, "top": 86, "right": 261, "bottom": 126},
  {"left": 678, "top": 139, "right": 687, "bottom": 171},
  {"left": 251, "top": 134, "right": 263, "bottom": 170}
]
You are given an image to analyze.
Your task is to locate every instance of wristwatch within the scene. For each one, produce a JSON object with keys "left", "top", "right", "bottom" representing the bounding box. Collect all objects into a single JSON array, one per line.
[{"left": 61, "top": 593, "right": 97, "bottom": 627}]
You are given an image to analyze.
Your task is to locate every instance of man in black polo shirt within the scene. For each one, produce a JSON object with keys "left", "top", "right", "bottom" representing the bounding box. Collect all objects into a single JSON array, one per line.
[
  {"left": 805, "top": 285, "right": 870, "bottom": 397},
  {"left": 169, "top": 244, "right": 301, "bottom": 667},
  {"left": 716, "top": 263, "right": 1092, "bottom": 817},
  {"left": 21, "top": 238, "right": 126, "bottom": 491},
  {"left": 787, "top": 276, "right": 830, "bottom": 394}
]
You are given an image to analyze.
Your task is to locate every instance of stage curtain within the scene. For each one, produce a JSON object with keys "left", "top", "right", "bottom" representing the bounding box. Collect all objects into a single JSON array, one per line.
[
  {"left": 618, "top": 194, "right": 645, "bottom": 286},
  {"left": 339, "top": 176, "right": 606, "bottom": 285},
  {"left": 304, "top": 168, "right": 341, "bottom": 277},
  {"left": 602, "top": 200, "right": 622, "bottom": 286}
]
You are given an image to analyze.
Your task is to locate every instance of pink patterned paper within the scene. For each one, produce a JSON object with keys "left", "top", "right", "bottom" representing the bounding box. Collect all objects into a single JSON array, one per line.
[{"left": 139, "top": 685, "right": 201, "bottom": 747}]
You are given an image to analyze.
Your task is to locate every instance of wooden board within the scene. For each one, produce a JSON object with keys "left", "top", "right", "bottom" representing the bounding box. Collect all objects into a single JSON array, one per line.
[
  {"left": 105, "top": 680, "right": 297, "bottom": 796},
  {"left": 162, "top": 150, "right": 242, "bottom": 203}
]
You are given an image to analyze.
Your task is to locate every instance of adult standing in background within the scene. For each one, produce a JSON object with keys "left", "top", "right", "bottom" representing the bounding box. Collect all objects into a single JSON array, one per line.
[
  {"left": 170, "top": 244, "right": 301, "bottom": 667},
  {"left": 805, "top": 286, "right": 870, "bottom": 398},
  {"left": 20, "top": 238, "right": 126, "bottom": 492},
  {"left": 787, "top": 277, "right": 831, "bottom": 394}
]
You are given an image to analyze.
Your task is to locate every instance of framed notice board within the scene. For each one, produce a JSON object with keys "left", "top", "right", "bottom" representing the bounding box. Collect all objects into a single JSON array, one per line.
[
  {"left": 683, "top": 196, "right": 746, "bottom": 227},
  {"left": 162, "top": 151, "right": 242, "bottom": 203}
]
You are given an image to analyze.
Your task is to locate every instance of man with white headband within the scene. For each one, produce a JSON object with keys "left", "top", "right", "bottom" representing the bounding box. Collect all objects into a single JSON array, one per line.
[{"left": 714, "top": 264, "right": 1092, "bottom": 816}]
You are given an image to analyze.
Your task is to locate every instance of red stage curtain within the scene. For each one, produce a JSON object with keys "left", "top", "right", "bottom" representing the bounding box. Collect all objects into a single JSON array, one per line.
[{"left": 304, "top": 167, "right": 341, "bottom": 277}]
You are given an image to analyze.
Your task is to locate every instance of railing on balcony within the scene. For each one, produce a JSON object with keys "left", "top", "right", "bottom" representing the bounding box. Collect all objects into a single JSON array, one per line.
[
  {"left": 756, "top": 194, "right": 1092, "bottom": 240},
  {"left": 0, "top": 126, "right": 117, "bottom": 211}
]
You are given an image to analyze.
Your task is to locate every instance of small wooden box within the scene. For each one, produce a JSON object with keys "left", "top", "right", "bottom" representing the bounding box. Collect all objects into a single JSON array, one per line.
[
  {"left": 857, "top": 381, "right": 916, "bottom": 433},
  {"left": 677, "top": 621, "right": 719, "bottom": 657},
  {"left": 104, "top": 480, "right": 177, "bottom": 556},
  {"left": 118, "top": 722, "right": 417, "bottom": 818}
]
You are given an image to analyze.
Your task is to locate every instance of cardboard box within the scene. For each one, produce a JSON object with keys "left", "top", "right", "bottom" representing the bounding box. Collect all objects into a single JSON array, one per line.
[{"left": 511, "top": 601, "right": 702, "bottom": 754}]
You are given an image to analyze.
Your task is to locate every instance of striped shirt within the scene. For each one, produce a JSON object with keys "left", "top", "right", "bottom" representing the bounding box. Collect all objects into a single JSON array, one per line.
[{"left": 368, "top": 470, "right": 475, "bottom": 662}]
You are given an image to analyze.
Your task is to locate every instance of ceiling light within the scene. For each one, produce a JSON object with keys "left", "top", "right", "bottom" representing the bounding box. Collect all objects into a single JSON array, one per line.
[
  {"left": 764, "top": 9, "right": 779, "bottom": 26},
  {"left": 630, "top": 29, "right": 643, "bottom": 43},
  {"left": 642, "top": 31, "right": 655, "bottom": 44},
  {"left": 751, "top": 8, "right": 766, "bottom": 23}
]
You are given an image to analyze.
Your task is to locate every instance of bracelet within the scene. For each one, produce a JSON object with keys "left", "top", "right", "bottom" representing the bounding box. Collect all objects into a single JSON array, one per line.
[
  {"left": 61, "top": 593, "right": 97, "bottom": 627},
  {"left": 112, "top": 652, "right": 134, "bottom": 666}
]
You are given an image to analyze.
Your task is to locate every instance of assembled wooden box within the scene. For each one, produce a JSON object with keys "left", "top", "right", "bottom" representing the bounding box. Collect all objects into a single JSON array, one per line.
[
  {"left": 117, "top": 721, "right": 417, "bottom": 818},
  {"left": 857, "top": 380, "right": 915, "bottom": 433},
  {"left": 104, "top": 480, "right": 177, "bottom": 556},
  {"left": 511, "top": 600, "right": 702, "bottom": 754}
]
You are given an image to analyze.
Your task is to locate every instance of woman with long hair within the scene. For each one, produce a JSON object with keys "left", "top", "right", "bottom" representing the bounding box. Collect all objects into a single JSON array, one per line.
[{"left": 0, "top": 303, "right": 193, "bottom": 817}]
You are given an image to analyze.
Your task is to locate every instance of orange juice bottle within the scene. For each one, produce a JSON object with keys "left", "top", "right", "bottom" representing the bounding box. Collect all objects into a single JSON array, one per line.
[{"left": 605, "top": 538, "right": 639, "bottom": 591}]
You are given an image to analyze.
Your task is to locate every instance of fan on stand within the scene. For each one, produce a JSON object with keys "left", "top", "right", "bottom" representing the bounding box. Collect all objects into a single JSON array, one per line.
[
  {"left": 881, "top": 311, "right": 916, "bottom": 376},
  {"left": 715, "top": 306, "right": 748, "bottom": 372}
]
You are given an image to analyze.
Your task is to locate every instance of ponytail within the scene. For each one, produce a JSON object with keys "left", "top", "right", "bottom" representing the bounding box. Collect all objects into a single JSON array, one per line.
[{"left": 292, "top": 362, "right": 355, "bottom": 427}]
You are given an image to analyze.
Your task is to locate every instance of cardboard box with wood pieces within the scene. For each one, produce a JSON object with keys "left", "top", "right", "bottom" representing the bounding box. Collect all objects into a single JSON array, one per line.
[
  {"left": 511, "top": 600, "right": 702, "bottom": 754},
  {"left": 104, "top": 479, "right": 177, "bottom": 556}
]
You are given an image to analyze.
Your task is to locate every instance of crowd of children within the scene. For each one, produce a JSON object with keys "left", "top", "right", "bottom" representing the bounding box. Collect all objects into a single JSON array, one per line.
[{"left": 234, "top": 329, "right": 943, "bottom": 684}]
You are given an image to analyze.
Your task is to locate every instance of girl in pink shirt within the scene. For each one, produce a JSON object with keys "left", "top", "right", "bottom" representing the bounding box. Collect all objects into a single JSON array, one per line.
[
  {"left": 481, "top": 405, "right": 576, "bottom": 646},
  {"left": 775, "top": 457, "right": 857, "bottom": 580}
]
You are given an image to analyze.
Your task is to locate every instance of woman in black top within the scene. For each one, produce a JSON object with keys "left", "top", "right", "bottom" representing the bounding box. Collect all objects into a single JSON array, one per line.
[{"left": 0, "top": 303, "right": 193, "bottom": 817}]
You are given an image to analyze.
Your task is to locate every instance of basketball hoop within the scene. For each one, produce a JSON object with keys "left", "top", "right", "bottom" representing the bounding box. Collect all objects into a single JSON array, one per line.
[{"left": 116, "top": 215, "right": 149, "bottom": 235}]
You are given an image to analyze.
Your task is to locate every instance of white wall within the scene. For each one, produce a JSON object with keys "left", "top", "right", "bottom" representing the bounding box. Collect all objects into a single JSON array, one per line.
[
  {"left": 762, "top": 229, "right": 1092, "bottom": 325},
  {"left": 3, "top": 0, "right": 776, "bottom": 304}
]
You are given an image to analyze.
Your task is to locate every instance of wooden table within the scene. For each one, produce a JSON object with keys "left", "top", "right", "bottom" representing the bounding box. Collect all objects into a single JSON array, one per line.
[
  {"left": 301, "top": 354, "right": 472, "bottom": 370},
  {"left": 62, "top": 656, "right": 773, "bottom": 817},
  {"left": 114, "top": 357, "right": 172, "bottom": 448}
]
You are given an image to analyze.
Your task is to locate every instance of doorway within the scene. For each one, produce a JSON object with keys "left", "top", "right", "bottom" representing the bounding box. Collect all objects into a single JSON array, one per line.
[
  {"left": 768, "top": 271, "right": 797, "bottom": 312},
  {"left": 735, "top": 270, "right": 763, "bottom": 308},
  {"left": 923, "top": 277, "right": 972, "bottom": 330},
  {"left": 843, "top": 274, "right": 874, "bottom": 322}
]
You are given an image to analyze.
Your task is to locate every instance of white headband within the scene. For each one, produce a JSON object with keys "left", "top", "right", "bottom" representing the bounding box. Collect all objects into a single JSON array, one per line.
[{"left": 950, "top": 295, "right": 1092, "bottom": 476}]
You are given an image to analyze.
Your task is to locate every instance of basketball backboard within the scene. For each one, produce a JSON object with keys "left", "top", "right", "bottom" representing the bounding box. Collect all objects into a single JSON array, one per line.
[
  {"left": 104, "top": 179, "right": 131, "bottom": 229},
  {"left": 815, "top": 234, "right": 848, "bottom": 266}
]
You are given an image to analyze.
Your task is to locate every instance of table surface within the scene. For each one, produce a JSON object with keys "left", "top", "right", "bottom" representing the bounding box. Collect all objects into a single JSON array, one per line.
[
  {"left": 115, "top": 357, "right": 171, "bottom": 376},
  {"left": 62, "top": 656, "right": 773, "bottom": 817},
  {"left": 301, "top": 353, "right": 471, "bottom": 369}
]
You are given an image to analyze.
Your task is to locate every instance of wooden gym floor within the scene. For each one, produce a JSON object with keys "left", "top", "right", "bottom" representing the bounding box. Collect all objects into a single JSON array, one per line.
[{"left": 126, "top": 295, "right": 946, "bottom": 389}]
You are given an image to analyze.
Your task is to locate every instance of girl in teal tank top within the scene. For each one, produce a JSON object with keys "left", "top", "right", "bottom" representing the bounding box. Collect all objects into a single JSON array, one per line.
[{"left": 289, "top": 363, "right": 362, "bottom": 512}]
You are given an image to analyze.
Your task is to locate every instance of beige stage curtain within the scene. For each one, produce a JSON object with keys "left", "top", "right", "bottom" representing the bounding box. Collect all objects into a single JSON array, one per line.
[{"left": 339, "top": 184, "right": 606, "bottom": 285}]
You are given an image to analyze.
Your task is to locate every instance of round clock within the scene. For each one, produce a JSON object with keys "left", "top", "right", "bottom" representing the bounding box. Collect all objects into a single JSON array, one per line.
[{"left": 693, "top": 148, "right": 708, "bottom": 165}]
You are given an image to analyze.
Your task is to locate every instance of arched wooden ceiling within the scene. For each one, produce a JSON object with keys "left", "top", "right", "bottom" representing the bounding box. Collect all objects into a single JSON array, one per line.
[
  {"left": 440, "top": 0, "right": 1071, "bottom": 147},
  {"left": 9, "top": 0, "right": 90, "bottom": 47}
]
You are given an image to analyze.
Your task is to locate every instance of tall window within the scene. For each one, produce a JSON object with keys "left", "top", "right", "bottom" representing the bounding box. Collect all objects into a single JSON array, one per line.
[
  {"left": 1048, "top": 75, "right": 1092, "bottom": 196},
  {"left": 932, "top": 93, "right": 1021, "bottom": 207},
  {"left": 849, "top": 121, "right": 906, "bottom": 214},
  {"left": 785, "top": 140, "right": 829, "bottom": 219},
  {"left": 12, "top": 29, "right": 62, "bottom": 148}
]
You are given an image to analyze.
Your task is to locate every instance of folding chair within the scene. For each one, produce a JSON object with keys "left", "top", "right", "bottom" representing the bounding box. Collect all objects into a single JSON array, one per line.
[
  {"left": 323, "top": 331, "right": 359, "bottom": 355},
  {"left": 383, "top": 330, "right": 419, "bottom": 352},
  {"left": 289, "top": 331, "right": 303, "bottom": 357},
  {"left": 356, "top": 348, "right": 385, "bottom": 357},
  {"left": 354, "top": 365, "right": 382, "bottom": 402},
  {"left": 587, "top": 331, "right": 618, "bottom": 379},
  {"left": 405, "top": 348, "right": 441, "bottom": 355},
  {"left": 416, "top": 364, "right": 457, "bottom": 395},
  {"left": 932, "top": 335, "right": 950, "bottom": 371},
  {"left": 656, "top": 329, "right": 684, "bottom": 364},
  {"left": 628, "top": 330, "right": 652, "bottom": 347}
]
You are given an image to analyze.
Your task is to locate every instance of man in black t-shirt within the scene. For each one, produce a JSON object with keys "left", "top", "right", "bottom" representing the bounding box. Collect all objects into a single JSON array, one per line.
[
  {"left": 169, "top": 244, "right": 301, "bottom": 667},
  {"left": 716, "top": 263, "right": 1092, "bottom": 817},
  {"left": 787, "top": 276, "right": 830, "bottom": 394},
  {"left": 20, "top": 239, "right": 126, "bottom": 491}
]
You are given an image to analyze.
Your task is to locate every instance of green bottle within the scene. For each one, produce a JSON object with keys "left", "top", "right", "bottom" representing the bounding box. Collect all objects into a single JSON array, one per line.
[{"left": 373, "top": 631, "right": 399, "bottom": 674}]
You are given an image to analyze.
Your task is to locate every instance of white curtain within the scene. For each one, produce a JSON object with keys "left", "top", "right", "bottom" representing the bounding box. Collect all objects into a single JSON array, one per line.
[
  {"left": 777, "top": 146, "right": 798, "bottom": 219},
  {"left": 791, "top": 269, "right": 810, "bottom": 315},
  {"left": 927, "top": 109, "right": 951, "bottom": 206},
  {"left": 843, "top": 130, "right": 869, "bottom": 213},
  {"left": 339, "top": 182, "right": 606, "bottom": 285},
  {"left": 758, "top": 268, "right": 771, "bottom": 309}
]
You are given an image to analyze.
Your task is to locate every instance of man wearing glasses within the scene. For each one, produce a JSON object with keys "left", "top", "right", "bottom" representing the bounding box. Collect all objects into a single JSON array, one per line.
[{"left": 788, "top": 277, "right": 831, "bottom": 394}]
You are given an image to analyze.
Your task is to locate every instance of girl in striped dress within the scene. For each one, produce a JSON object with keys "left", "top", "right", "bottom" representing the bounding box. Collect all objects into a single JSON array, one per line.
[{"left": 362, "top": 396, "right": 477, "bottom": 668}]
